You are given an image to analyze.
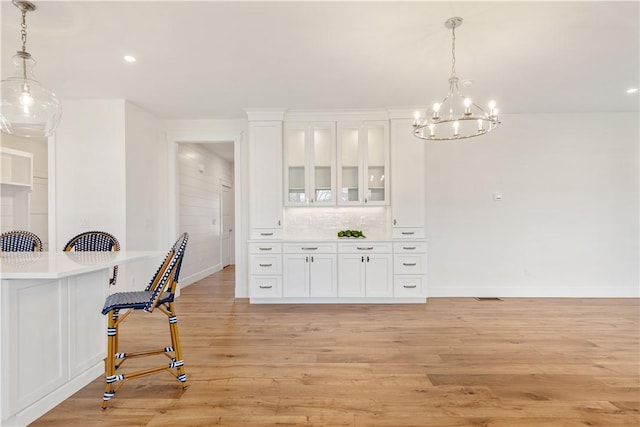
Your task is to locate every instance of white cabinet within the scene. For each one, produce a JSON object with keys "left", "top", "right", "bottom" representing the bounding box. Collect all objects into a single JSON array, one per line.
[
  {"left": 338, "top": 242, "right": 393, "bottom": 297},
  {"left": 337, "top": 121, "right": 389, "bottom": 206},
  {"left": 249, "top": 242, "right": 282, "bottom": 298},
  {"left": 391, "top": 118, "right": 425, "bottom": 238},
  {"left": 284, "top": 122, "right": 336, "bottom": 206},
  {"left": 283, "top": 243, "right": 337, "bottom": 297},
  {"left": 393, "top": 241, "right": 427, "bottom": 298},
  {"left": 249, "top": 121, "right": 283, "bottom": 239},
  {"left": 0, "top": 147, "right": 33, "bottom": 231}
]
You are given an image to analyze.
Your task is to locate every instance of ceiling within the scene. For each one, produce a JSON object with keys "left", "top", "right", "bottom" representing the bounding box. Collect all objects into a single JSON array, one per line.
[{"left": 1, "top": 1, "right": 638, "bottom": 120}]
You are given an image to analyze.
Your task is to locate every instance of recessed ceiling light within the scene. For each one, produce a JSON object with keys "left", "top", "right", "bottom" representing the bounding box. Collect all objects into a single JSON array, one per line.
[
  {"left": 626, "top": 88, "right": 638, "bottom": 94},
  {"left": 123, "top": 55, "right": 136, "bottom": 63}
]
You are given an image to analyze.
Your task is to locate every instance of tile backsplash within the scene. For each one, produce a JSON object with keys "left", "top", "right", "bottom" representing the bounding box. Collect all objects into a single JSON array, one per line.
[{"left": 283, "top": 207, "right": 390, "bottom": 239}]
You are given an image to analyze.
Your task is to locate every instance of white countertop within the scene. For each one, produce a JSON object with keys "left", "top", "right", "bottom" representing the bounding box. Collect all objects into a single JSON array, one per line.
[{"left": 0, "top": 251, "right": 161, "bottom": 280}]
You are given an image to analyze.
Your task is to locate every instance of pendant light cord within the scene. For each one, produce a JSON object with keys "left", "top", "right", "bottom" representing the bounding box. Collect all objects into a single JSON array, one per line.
[{"left": 20, "top": 8, "right": 28, "bottom": 54}]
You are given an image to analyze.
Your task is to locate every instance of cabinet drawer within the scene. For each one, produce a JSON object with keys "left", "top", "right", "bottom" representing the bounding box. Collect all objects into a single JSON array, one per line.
[
  {"left": 250, "top": 276, "right": 282, "bottom": 298},
  {"left": 249, "top": 243, "right": 282, "bottom": 254},
  {"left": 283, "top": 242, "right": 337, "bottom": 254},
  {"left": 394, "top": 276, "right": 424, "bottom": 298},
  {"left": 249, "top": 255, "right": 281, "bottom": 275},
  {"left": 394, "top": 254, "right": 425, "bottom": 274},
  {"left": 339, "top": 242, "right": 392, "bottom": 254},
  {"left": 392, "top": 228, "right": 425, "bottom": 239},
  {"left": 250, "top": 229, "right": 283, "bottom": 240},
  {"left": 393, "top": 242, "right": 427, "bottom": 253}
]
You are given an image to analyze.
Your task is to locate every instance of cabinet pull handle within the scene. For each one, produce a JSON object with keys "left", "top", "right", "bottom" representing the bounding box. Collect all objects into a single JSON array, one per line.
[
  {"left": 278, "top": 220, "right": 281, "bottom": 226},
  {"left": 259, "top": 263, "right": 273, "bottom": 267},
  {"left": 393, "top": 219, "right": 397, "bottom": 225},
  {"left": 361, "top": 256, "right": 364, "bottom": 262},
  {"left": 261, "top": 232, "right": 274, "bottom": 236},
  {"left": 259, "top": 285, "right": 273, "bottom": 289},
  {"left": 403, "top": 284, "right": 417, "bottom": 289},
  {"left": 306, "top": 256, "right": 309, "bottom": 262},
  {"left": 366, "top": 256, "right": 370, "bottom": 262},
  {"left": 403, "top": 262, "right": 417, "bottom": 266},
  {"left": 259, "top": 247, "right": 273, "bottom": 251},
  {"left": 302, "top": 247, "right": 318, "bottom": 250},
  {"left": 401, "top": 231, "right": 415, "bottom": 235},
  {"left": 403, "top": 246, "right": 417, "bottom": 250},
  {"left": 357, "top": 247, "right": 374, "bottom": 250},
  {"left": 311, "top": 256, "right": 314, "bottom": 262}
]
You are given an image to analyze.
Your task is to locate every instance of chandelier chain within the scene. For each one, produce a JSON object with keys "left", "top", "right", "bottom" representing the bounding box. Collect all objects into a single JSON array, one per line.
[
  {"left": 450, "top": 23, "right": 456, "bottom": 79},
  {"left": 20, "top": 8, "right": 28, "bottom": 53}
]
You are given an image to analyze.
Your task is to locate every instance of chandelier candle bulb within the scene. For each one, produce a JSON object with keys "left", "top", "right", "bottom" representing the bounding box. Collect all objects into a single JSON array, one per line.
[
  {"left": 477, "top": 119, "right": 483, "bottom": 132},
  {"left": 464, "top": 98, "right": 472, "bottom": 115},
  {"left": 453, "top": 121, "right": 460, "bottom": 136}
]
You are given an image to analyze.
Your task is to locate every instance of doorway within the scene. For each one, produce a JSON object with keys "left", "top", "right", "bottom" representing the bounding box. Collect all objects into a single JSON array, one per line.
[{"left": 173, "top": 139, "right": 238, "bottom": 287}]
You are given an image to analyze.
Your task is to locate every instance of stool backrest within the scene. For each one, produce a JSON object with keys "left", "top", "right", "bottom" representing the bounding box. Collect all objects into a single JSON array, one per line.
[
  {"left": 143, "top": 233, "right": 189, "bottom": 313},
  {"left": 0, "top": 230, "right": 43, "bottom": 252},
  {"left": 64, "top": 231, "right": 120, "bottom": 285}
]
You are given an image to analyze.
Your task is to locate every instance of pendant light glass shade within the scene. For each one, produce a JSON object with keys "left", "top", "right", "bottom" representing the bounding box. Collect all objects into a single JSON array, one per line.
[
  {"left": 0, "top": 0, "right": 62, "bottom": 138},
  {"left": 1, "top": 52, "right": 62, "bottom": 137}
]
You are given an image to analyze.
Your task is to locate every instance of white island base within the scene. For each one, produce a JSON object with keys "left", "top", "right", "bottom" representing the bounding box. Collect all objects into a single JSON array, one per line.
[{"left": 0, "top": 251, "right": 159, "bottom": 427}]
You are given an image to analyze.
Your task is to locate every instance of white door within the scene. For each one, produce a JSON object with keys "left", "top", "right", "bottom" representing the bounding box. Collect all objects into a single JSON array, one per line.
[{"left": 221, "top": 181, "right": 233, "bottom": 267}]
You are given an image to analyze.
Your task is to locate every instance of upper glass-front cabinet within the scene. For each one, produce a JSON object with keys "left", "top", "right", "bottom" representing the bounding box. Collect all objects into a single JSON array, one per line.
[
  {"left": 337, "top": 121, "right": 389, "bottom": 206},
  {"left": 284, "top": 122, "right": 336, "bottom": 206}
]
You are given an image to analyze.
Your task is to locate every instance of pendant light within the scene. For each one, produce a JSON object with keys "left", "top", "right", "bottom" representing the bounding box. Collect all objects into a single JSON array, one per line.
[
  {"left": 1, "top": 0, "right": 62, "bottom": 138},
  {"left": 413, "top": 17, "right": 500, "bottom": 141}
]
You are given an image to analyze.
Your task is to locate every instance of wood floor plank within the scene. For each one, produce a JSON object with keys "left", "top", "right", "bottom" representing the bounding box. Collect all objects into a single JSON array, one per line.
[{"left": 30, "top": 266, "right": 640, "bottom": 426}]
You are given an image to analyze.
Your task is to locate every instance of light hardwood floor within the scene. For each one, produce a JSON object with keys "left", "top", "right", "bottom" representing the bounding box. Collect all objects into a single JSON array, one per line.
[{"left": 32, "top": 266, "right": 639, "bottom": 426}]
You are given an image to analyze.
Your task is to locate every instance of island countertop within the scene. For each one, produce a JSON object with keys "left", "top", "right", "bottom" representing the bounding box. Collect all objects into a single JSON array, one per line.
[{"left": 0, "top": 250, "right": 161, "bottom": 280}]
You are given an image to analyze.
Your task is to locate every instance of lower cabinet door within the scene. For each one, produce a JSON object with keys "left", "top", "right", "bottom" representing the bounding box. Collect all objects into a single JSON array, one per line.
[
  {"left": 283, "top": 254, "right": 309, "bottom": 297},
  {"left": 338, "top": 254, "right": 365, "bottom": 297},
  {"left": 365, "top": 254, "right": 393, "bottom": 297},
  {"left": 309, "top": 254, "right": 337, "bottom": 297}
]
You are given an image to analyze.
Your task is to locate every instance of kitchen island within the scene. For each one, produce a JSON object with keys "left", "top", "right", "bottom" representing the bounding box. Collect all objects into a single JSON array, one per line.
[{"left": 0, "top": 251, "right": 159, "bottom": 427}]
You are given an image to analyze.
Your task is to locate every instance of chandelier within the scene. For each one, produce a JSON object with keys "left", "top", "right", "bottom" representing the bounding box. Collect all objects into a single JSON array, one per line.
[
  {"left": 413, "top": 17, "right": 500, "bottom": 141},
  {"left": 1, "top": 0, "right": 62, "bottom": 138}
]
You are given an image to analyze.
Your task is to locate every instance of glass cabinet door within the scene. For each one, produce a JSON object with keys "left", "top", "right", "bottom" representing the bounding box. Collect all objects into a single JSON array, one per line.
[
  {"left": 311, "top": 124, "right": 335, "bottom": 205},
  {"left": 284, "top": 124, "right": 308, "bottom": 205},
  {"left": 337, "top": 121, "right": 389, "bottom": 206},
  {"left": 284, "top": 122, "right": 336, "bottom": 206},
  {"left": 338, "top": 124, "right": 361, "bottom": 204},
  {"left": 365, "top": 122, "right": 388, "bottom": 204}
]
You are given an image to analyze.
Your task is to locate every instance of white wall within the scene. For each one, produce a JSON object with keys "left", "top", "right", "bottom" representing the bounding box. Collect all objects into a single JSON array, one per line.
[
  {"left": 177, "top": 142, "right": 233, "bottom": 284},
  {"left": 124, "top": 101, "right": 168, "bottom": 290},
  {"left": 425, "top": 112, "right": 639, "bottom": 297},
  {"left": 54, "top": 100, "right": 127, "bottom": 250}
]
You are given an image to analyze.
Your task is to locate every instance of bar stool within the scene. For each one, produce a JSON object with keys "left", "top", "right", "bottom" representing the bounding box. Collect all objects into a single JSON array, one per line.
[
  {"left": 0, "top": 230, "right": 43, "bottom": 252},
  {"left": 100, "top": 233, "right": 189, "bottom": 409},
  {"left": 64, "top": 231, "right": 120, "bottom": 286}
]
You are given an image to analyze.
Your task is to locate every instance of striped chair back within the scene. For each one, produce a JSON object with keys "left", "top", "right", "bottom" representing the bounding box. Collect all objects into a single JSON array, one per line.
[
  {"left": 64, "top": 231, "right": 120, "bottom": 285},
  {"left": 0, "top": 230, "right": 43, "bottom": 252},
  {"left": 143, "top": 233, "right": 189, "bottom": 313}
]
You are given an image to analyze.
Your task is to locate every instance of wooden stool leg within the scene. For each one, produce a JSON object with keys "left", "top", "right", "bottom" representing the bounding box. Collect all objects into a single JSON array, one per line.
[
  {"left": 167, "top": 302, "right": 188, "bottom": 389},
  {"left": 102, "top": 309, "right": 118, "bottom": 409}
]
